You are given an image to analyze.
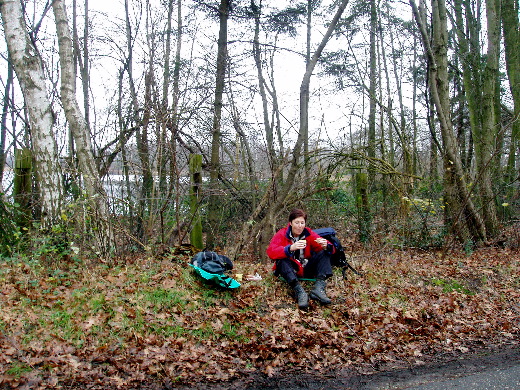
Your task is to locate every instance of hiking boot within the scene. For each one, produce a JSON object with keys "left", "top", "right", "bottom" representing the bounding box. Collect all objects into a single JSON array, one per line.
[
  {"left": 309, "top": 278, "right": 331, "bottom": 305},
  {"left": 293, "top": 283, "right": 309, "bottom": 310}
]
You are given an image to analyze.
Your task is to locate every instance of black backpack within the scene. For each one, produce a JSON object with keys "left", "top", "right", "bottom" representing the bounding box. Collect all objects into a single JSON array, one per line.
[
  {"left": 313, "top": 227, "right": 362, "bottom": 277},
  {"left": 191, "top": 251, "right": 233, "bottom": 274}
]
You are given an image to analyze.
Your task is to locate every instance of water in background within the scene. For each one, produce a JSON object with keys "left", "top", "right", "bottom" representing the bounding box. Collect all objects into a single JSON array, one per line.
[{"left": 1, "top": 168, "right": 13, "bottom": 196}]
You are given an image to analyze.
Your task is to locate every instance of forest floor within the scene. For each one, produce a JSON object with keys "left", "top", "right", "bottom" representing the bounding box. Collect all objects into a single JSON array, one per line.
[{"left": 0, "top": 239, "right": 519, "bottom": 389}]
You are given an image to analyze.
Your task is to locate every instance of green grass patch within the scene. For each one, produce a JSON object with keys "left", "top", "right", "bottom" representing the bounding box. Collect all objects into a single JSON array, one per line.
[
  {"left": 189, "top": 323, "right": 216, "bottom": 340},
  {"left": 6, "top": 362, "right": 32, "bottom": 378},
  {"left": 140, "top": 288, "right": 187, "bottom": 311},
  {"left": 89, "top": 294, "right": 110, "bottom": 313},
  {"left": 430, "top": 278, "right": 474, "bottom": 295},
  {"left": 221, "top": 320, "right": 249, "bottom": 342},
  {"left": 150, "top": 324, "right": 187, "bottom": 338}
]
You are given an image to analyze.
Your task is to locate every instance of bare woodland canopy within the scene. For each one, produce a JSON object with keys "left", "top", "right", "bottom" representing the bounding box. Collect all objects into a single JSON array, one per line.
[{"left": 0, "top": 0, "right": 518, "bottom": 259}]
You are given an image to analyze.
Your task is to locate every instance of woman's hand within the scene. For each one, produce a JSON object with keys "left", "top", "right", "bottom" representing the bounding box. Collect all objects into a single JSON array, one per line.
[
  {"left": 315, "top": 237, "right": 328, "bottom": 249},
  {"left": 290, "top": 239, "right": 307, "bottom": 251}
]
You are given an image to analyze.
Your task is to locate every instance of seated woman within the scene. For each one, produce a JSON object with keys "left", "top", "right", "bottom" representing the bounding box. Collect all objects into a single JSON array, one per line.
[{"left": 266, "top": 208, "right": 335, "bottom": 309}]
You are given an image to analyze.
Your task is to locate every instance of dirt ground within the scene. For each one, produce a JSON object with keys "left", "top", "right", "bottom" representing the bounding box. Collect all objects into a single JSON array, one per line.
[{"left": 167, "top": 343, "right": 519, "bottom": 390}]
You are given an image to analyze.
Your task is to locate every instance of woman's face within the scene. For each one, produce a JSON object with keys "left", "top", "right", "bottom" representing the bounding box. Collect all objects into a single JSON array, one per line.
[{"left": 290, "top": 216, "right": 306, "bottom": 236}]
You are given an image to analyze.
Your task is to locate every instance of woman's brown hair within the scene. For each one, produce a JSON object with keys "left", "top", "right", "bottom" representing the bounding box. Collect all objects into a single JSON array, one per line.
[{"left": 288, "top": 208, "right": 307, "bottom": 222}]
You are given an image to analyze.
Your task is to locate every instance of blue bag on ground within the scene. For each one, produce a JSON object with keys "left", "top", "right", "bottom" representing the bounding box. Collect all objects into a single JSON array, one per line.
[{"left": 190, "top": 251, "right": 240, "bottom": 289}]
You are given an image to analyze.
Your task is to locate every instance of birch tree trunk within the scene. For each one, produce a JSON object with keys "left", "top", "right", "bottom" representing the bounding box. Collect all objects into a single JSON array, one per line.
[
  {"left": 52, "top": 0, "right": 114, "bottom": 258},
  {"left": 1, "top": 0, "right": 63, "bottom": 226}
]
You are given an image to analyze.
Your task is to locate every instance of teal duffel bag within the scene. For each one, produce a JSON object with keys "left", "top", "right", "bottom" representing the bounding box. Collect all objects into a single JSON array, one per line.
[{"left": 190, "top": 251, "right": 240, "bottom": 289}]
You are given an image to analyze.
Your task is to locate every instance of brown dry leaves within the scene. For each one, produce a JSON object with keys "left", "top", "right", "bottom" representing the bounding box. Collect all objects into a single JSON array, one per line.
[{"left": 0, "top": 246, "right": 519, "bottom": 389}]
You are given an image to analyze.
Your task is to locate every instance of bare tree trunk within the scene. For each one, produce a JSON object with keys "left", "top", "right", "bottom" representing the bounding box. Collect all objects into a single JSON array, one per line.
[
  {"left": 367, "top": 0, "right": 377, "bottom": 185},
  {"left": 123, "top": 0, "right": 151, "bottom": 243},
  {"left": 82, "top": 0, "right": 89, "bottom": 126},
  {"left": 229, "top": 94, "right": 257, "bottom": 207},
  {"left": 117, "top": 68, "right": 134, "bottom": 222},
  {"left": 412, "top": 28, "right": 419, "bottom": 177},
  {"left": 252, "top": 0, "right": 276, "bottom": 173},
  {"left": 452, "top": 55, "right": 467, "bottom": 170},
  {"left": 230, "top": 0, "right": 350, "bottom": 259},
  {"left": 170, "top": 0, "right": 183, "bottom": 245},
  {"left": 378, "top": 11, "right": 390, "bottom": 231},
  {"left": 71, "top": 0, "right": 90, "bottom": 127},
  {"left": 379, "top": 9, "right": 395, "bottom": 171},
  {"left": 386, "top": 2, "right": 415, "bottom": 238},
  {"left": 303, "top": 0, "right": 313, "bottom": 184},
  {"left": 1, "top": 0, "right": 63, "bottom": 226},
  {"left": 142, "top": 0, "right": 160, "bottom": 243},
  {"left": 53, "top": 0, "right": 114, "bottom": 258},
  {"left": 502, "top": 0, "right": 520, "bottom": 196},
  {"left": 297, "top": 0, "right": 350, "bottom": 198},
  {"left": 207, "top": 0, "right": 230, "bottom": 250},
  {"left": 157, "top": 0, "right": 173, "bottom": 194},
  {"left": 453, "top": 0, "right": 499, "bottom": 235},
  {"left": 410, "top": 0, "right": 486, "bottom": 243},
  {"left": 478, "top": 0, "right": 500, "bottom": 234},
  {"left": 269, "top": 38, "right": 284, "bottom": 165},
  {"left": 426, "top": 86, "right": 440, "bottom": 182},
  {"left": 388, "top": 17, "right": 414, "bottom": 187},
  {"left": 189, "top": 154, "right": 203, "bottom": 250},
  {"left": 139, "top": 68, "right": 154, "bottom": 243}
]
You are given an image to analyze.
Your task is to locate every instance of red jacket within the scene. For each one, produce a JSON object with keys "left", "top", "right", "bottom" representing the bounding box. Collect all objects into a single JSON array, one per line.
[{"left": 266, "top": 224, "right": 335, "bottom": 277}]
